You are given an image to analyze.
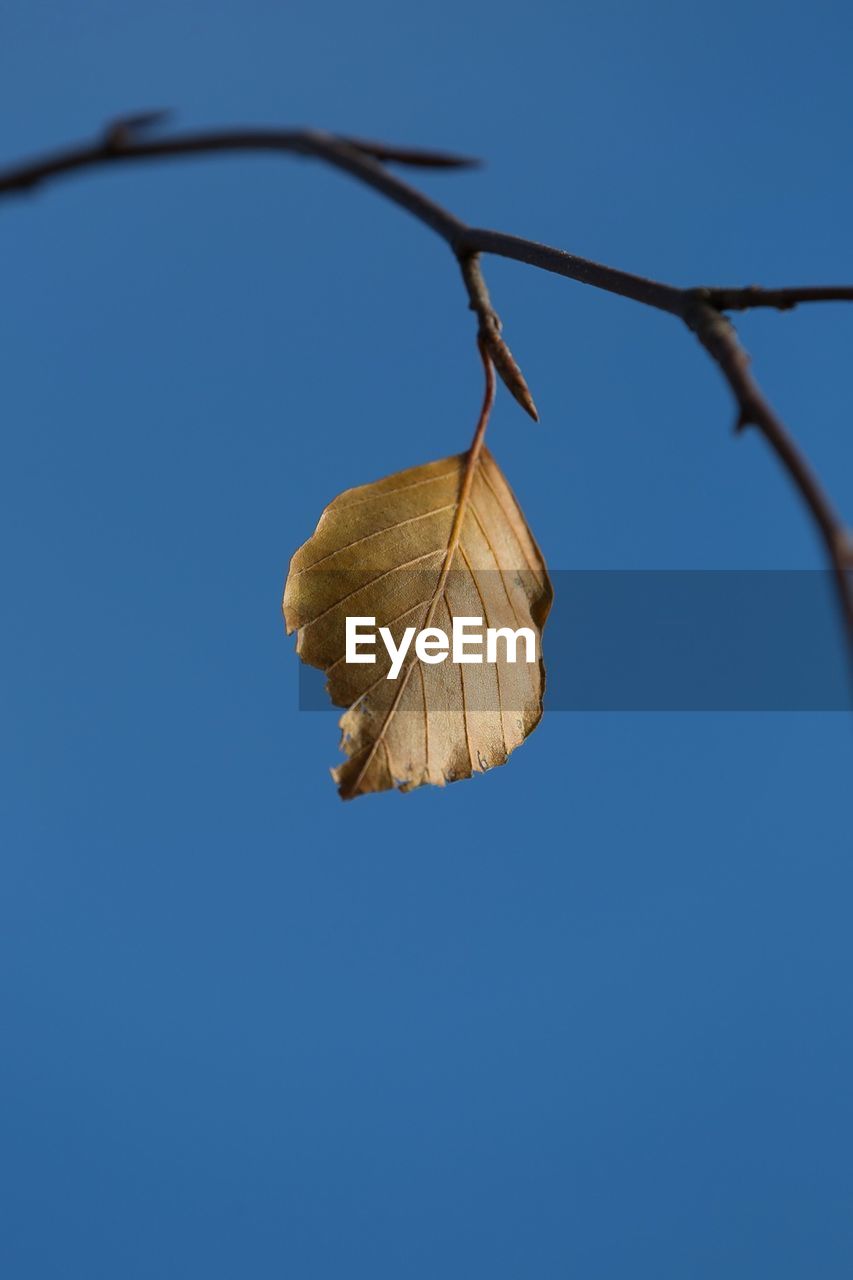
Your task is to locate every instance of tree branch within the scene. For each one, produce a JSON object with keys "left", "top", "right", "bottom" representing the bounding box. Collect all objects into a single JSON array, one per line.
[
  {"left": 2, "top": 116, "right": 852, "bottom": 661},
  {"left": 684, "top": 299, "right": 853, "bottom": 635},
  {"left": 695, "top": 285, "right": 853, "bottom": 312}
]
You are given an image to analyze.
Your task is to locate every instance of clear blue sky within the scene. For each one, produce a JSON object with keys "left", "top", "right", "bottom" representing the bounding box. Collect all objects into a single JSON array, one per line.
[{"left": 2, "top": 2, "right": 853, "bottom": 1276}]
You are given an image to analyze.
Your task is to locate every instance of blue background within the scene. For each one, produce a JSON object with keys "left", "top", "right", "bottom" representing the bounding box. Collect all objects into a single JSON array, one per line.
[{"left": 2, "top": 2, "right": 853, "bottom": 1276}]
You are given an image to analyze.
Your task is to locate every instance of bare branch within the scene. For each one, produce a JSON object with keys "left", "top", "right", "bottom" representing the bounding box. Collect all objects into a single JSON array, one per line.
[
  {"left": 0, "top": 121, "right": 689, "bottom": 313},
  {"left": 458, "top": 228, "right": 686, "bottom": 314},
  {"left": 0, "top": 125, "right": 470, "bottom": 240},
  {"left": 1, "top": 117, "right": 852, "bottom": 662},
  {"left": 684, "top": 299, "right": 853, "bottom": 635},
  {"left": 695, "top": 285, "right": 853, "bottom": 312}
]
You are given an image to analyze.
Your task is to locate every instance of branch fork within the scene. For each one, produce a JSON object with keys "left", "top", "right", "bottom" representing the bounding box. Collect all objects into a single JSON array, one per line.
[{"left": 2, "top": 115, "right": 852, "bottom": 658}]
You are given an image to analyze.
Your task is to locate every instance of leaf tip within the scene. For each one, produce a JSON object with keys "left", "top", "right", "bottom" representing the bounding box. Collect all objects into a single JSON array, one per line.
[
  {"left": 521, "top": 391, "right": 539, "bottom": 422},
  {"left": 481, "top": 328, "right": 539, "bottom": 423}
]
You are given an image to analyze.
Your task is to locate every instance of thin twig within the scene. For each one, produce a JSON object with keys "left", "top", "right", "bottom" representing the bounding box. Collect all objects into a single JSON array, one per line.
[
  {"left": 695, "top": 285, "right": 853, "bottom": 312},
  {"left": 1, "top": 117, "right": 852, "bottom": 658},
  {"left": 336, "top": 134, "right": 480, "bottom": 169},
  {"left": 458, "top": 228, "right": 686, "bottom": 314},
  {"left": 459, "top": 253, "right": 538, "bottom": 421},
  {"left": 684, "top": 299, "right": 853, "bottom": 635},
  {"left": 0, "top": 119, "right": 470, "bottom": 241}
]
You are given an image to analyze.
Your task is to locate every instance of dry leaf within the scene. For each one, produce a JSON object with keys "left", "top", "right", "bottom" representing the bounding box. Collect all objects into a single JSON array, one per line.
[{"left": 283, "top": 448, "right": 552, "bottom": 799}]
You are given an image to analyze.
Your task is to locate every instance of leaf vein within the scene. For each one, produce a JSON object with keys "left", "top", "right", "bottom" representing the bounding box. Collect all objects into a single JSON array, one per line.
[
  {"left": 299, "top": 548, "right": 443, "bottom": 630},
  {"left": 295, "top": 502, "right": 455, "bottom": 573}
]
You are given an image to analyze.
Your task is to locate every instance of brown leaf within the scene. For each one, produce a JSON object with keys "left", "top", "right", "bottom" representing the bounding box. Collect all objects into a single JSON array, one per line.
[{"left": 282, "top": 448, "right": 552, "bottom": 799}]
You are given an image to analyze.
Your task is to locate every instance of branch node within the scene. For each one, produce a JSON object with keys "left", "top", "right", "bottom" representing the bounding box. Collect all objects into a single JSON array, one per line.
[
  {"left": 338, "top": 135, "right": 482, "bottom": 169},
  {"left": 102, "top": 110, "right": 173, "bottom": 152}
]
